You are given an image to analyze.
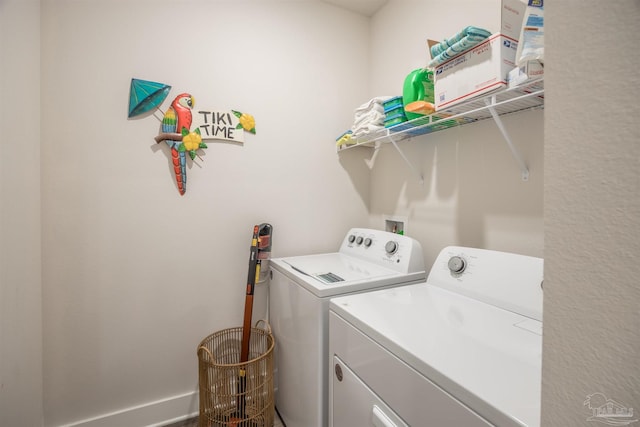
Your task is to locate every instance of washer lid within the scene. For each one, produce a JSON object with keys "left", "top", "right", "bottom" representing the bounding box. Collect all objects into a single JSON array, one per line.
[
  {"left": 330, "top": 283, "right": 542, "bottom": 427},
  {"left": 272, "top": 254, "right": 425, "bottom": 297},
  {"left": 284, "top": 253, "right": 399, "bottom": 282}
]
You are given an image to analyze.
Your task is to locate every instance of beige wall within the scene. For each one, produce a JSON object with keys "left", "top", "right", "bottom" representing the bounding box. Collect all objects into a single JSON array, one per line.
[
  {"left": 368, "top": 0, "right": 544, "bottom": 267},
  {"left": 39, "top": 1, "right": 370, "bottom": 425},
  {"left": 0, "top": 0, "right": 43, "bottom": 426},
  {"left": 542, "top": 1, "right": 640, "bottom": 425}
]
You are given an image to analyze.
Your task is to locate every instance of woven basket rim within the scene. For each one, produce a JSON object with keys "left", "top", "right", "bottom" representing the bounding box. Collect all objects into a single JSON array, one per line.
[{"left": 197, "top": 326, "right": 275, "bottom": 368}]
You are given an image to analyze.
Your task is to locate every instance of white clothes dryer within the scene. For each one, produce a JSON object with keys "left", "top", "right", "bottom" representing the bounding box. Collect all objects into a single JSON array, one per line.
[
  {"left": 329, "top": 246, "right": 544, "bottom": 427},
  {"left": 269, "top": 228, "right": 426, "bottom": 427}
]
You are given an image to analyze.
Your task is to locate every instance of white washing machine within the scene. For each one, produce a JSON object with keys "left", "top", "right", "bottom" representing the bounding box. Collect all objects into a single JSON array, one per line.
[
  {"left": 269, "top": 228, "right": 426, "bottom": 427},
  {"left": 329, "top": 246, "right": 544, "bottom": 427}
]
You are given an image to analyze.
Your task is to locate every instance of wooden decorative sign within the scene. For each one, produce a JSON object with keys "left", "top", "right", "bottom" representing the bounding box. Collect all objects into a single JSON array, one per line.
[{"left": 128, "top": 78, "right": 256, "bottom": 196}]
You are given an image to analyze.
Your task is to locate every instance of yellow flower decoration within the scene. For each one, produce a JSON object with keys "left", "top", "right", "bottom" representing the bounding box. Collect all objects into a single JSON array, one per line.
[
  {"left": 232, "top": 110, "right": 256, "bottom": 134},
  {"left": 180, "top": 127, "right": 207, "bottom": 160},
  {"left": 182, "top": 130, "right": 202, "bottom": 151}
]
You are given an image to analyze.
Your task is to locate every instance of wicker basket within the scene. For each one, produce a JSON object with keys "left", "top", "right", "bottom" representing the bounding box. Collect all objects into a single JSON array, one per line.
[{"left": 197, "top": 321, "right": 275, "bottom": 427}]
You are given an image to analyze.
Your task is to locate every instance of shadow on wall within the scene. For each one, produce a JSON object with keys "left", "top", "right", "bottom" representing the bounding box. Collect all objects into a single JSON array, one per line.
[
  {"left": 338, "top": 146, "right": 373, "bottom": 210},
  {"left": 348, "top": 109, "right": 544, "bottom": 257}
]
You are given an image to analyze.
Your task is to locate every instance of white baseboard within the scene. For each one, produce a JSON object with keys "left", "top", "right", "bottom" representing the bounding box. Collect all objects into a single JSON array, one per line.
[{"left": 59, "top": 391, "right": 199, "bottom": 427}]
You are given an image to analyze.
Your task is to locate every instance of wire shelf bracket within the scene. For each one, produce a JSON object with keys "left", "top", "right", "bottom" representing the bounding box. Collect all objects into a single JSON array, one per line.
[
  {"left": 387, "top": 133, "right": 424, "bottom": 185},
  {"left": 485, "top": 96, "right": 530, "bottom": 181}
]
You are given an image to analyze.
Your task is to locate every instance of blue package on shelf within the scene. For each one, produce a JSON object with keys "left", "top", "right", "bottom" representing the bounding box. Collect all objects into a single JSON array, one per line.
[
  {"left": 384, "top": 106, "right": 407, "bottom": 121},
  {"left": 384, "top": 112, "right": 409, "bottom": 128},
  {"left": 383, "top": 96, "right": 404, "bottom": 112}
]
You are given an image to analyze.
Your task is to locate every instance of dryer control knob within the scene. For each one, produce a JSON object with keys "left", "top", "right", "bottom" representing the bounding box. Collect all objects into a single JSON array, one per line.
[
  {"left": 448, "top": 256, "right": 466, "bottom": 274},
  {"left": 356, "top": 236, "right": 364, "bottom": 245},
  {"left": 348, "top": 235, "right": 356, "bottom": 243},
  {"left": 385, "top": 241, "right": 398, "bottom": 255},
  {"left": 364, "top": 238, "right": 372, "bottom": 247}
]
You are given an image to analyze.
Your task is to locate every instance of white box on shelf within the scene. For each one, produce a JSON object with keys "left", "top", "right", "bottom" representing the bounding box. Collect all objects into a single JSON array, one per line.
[
  {"left": 500, "top": 0, "right": 527, "bottom": 40},
  {"left": 507, "top": 59, "right": 544, "bottom": 88},
  {"left": 434, "top": 33, "right": 519, "bottom": 111}
]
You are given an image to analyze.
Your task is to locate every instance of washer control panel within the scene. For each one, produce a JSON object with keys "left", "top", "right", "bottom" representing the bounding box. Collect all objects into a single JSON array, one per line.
[{"left": 339, "top": 228, "right": 424, "bottom": 274}]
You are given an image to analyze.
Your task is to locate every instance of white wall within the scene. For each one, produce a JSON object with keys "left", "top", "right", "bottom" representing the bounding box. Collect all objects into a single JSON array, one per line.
[
  {"left": 0, "top": 0, "right": 43, "bottom": 426},
  {"left": 367, "top": 0, "right": 543, "bottom": 266},
  {"left": 542, "top": 1, "right": 640, "bottom": 425},
  {"left": 40, "top": 1, "right": 370, "bottom": 425}
]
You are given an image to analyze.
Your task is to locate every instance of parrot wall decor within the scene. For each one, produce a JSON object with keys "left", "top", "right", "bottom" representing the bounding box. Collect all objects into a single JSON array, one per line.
[{"left": 128, "top": 78, "right": 257, "bottom": 196}]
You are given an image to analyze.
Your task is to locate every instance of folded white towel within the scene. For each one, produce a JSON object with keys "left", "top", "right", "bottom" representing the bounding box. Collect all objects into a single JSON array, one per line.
[
  {"left": 355, "top": 96, "right": 392, "bottom": 114},
  {"left": 355, "top": 103, "right": 385, "bottom": 116},
  {"left": 353, "top": 109, "right": 385, "bottom": 127},
  {"left": 348, "top": 96, "right": 392, "bottom": 140},
  {"left": 352, "top": 122, "right": 384, "bottom": 138}
]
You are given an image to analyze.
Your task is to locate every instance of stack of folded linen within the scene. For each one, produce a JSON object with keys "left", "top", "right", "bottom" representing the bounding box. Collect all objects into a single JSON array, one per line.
[
  {"left": 427, "top": 26, "right": 491, "bottom": 68},
  {"left": 350, "top": 96, "right": 390, "bottom": 139}
]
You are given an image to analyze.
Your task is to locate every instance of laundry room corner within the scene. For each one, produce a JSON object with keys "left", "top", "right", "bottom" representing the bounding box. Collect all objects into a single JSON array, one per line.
[
  {"left": 38, "top": 1, "right": 371, "bottom": 425},
  {"left": 365, "top": 0, "right": 544, "bottom": 267}
]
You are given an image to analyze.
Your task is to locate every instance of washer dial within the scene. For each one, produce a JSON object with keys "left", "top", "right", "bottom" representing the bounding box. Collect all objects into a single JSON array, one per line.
[
  {"left": 448, "top": 256, "right": 466, "bottom": 274},
  {"left": 385, "top": 241, "right": 398, "bottom": 255}
]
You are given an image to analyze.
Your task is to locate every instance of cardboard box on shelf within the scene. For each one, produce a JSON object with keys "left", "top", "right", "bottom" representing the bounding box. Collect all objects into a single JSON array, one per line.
[
  {"left": 434, "top": 33, "right": 519, "bottom": 111},
  {"left": 431, "top": 0, "right": 527, "bottom": 111},
  {"left": 427, "top": 0, "right": 525, "bottom": 61}
]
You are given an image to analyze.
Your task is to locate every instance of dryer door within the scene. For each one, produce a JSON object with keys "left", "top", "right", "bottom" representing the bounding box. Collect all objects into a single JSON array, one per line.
[{"left": 331, "top": 355, "right": 408, "bottom": 427}]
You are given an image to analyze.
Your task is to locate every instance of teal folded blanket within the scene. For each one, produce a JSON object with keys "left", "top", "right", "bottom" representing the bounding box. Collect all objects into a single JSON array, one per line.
[{"left": 428, "top": 26, "right": 492, "bottom": 68}]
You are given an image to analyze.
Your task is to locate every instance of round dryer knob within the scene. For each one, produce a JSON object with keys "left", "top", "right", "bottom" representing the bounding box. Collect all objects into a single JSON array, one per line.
[
  {"left": 385, "top": 241, "right": 398, "bottom": 255},
  {"left": 448, "top": 256, "right": 466, "bottom": 274},
  {"left": 364, "top": 238, "right": 372, "bottom": 247},
  {"left": 356, "top": 236, "right": 364, "bottom": 245},
  {"left": 348, "top": 235, "right": 356, "bottom": 243}
]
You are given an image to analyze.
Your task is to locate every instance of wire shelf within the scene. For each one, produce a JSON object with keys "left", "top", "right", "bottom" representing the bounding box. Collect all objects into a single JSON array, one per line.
[{"left": 337, "top": 78, "right": 544, "bottom": 151}]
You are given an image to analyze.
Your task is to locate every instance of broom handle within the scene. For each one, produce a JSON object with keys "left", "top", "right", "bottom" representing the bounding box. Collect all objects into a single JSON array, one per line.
[{"left": 240, "top": 294, "right": 254, "bottom": 362}]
